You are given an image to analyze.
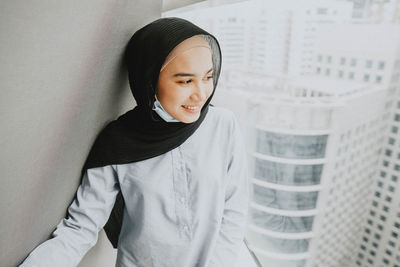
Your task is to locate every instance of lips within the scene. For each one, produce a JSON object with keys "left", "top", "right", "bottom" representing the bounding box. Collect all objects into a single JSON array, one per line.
[{"left": 181, "top": 104, "right": 201, "bottom": 113}]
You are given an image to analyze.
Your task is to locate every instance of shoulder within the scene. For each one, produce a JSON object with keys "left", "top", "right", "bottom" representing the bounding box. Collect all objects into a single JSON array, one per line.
[
  {"left": 207, "top": 105, "right": 237, "bottom": 128},
  {"left": 205, "top": 105, "right": 242, "bottom": 144}
]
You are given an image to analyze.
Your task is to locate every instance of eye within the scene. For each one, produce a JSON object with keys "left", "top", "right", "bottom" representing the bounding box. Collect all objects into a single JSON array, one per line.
[
  {"left": 205, "top": 75, "right": 213, "bottom": 81},
  {"left": 178, "top": 79, "right": 192, "bottom": 84}
]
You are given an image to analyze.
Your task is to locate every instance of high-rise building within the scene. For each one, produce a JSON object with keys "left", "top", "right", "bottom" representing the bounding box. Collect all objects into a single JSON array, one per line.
[
  {"left": 309, "top": 23, "right": 400, "bottom": 267},
  {"left": 214, "top": 70, "right": 388, "bottom": 267},
  {"left": 163, "top": 0, "right": 353, "bottom": 77}
]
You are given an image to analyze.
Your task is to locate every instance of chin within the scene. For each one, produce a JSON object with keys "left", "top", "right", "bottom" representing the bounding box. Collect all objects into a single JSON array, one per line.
[{"left": 180, "top": 113, "right": 201, "bottom": 123}]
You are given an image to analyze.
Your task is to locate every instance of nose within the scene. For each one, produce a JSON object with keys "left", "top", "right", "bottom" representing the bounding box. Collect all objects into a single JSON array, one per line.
[{"left": 191, "top": 81, "right": 208, "bottom": 102}]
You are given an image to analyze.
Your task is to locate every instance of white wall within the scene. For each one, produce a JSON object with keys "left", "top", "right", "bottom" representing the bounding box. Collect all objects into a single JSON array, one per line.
[{"left": 0, "top": 1, "right": 162, "bottom": 266}]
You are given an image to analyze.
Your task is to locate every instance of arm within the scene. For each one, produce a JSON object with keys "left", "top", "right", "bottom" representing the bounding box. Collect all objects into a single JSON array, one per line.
[
  {"left": 209, "top": 113, "right": 250, "bottom": 267},
  {"left": 19, "top": 165, "right": 120, "bottom": 267}
]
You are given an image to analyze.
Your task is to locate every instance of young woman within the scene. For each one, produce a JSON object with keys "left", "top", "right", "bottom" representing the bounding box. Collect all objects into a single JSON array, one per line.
[{"left": 20, "top": 17, "right": 249, "bottom": 267}]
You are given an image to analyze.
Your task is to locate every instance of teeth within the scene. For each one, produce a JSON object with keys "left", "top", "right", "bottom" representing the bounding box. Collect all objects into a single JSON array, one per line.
[{"left": 183, "top": 105, "right": 199, "bottom": 110}]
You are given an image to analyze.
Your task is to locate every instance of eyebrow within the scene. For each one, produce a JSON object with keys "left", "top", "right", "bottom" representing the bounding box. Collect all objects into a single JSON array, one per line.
[{"left": 172, "top": 68, "right": 213, "bottom": 78}]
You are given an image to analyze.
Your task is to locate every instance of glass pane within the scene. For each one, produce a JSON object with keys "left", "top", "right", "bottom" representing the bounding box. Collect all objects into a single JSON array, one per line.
[
  {"left": 253, "top": 184, "right": 318, "bottom": 210},
  {"left": 254, "top": 158, "right": 323, "bottom": 186},
  {"left": 250, "top": 209, "right": 314, "bottom": 233},
  {"left": 256, "top": 130, "right": 328, "bottom": 159},
  {"left": 247, "top": 230, "right": 310, "bottom": 254}
]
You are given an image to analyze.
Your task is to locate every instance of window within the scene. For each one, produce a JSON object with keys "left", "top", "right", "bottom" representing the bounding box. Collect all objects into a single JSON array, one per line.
[
  {"left": 388, "top": 137, "right": 395, "bottom": 145},
  {"left": 372, "top": 200, "right": 379, "bottom": 207},
  {"left": 376, "top": 76, "right": 382, "bottom": 83},
  {"left": 383, "top": 206, "right": 389, "bottom": 212},
  {"left": 366, "top": 60, "right": 373, "bottom": 68},
  {"left": 375, "top": 191, "right": 381, "bottom": 197},
  {"left": 383, "top": 160, "right": 389, "bottom": 167},
  {"left": 349, "top": 72, "right": 355, "bottom": 80},
  {"left": 385, "top": 149, "right": 392, "bottom": 156},
  {"left": 316, "top": 67, "right": 321, "bottom": 74},
  {"left": 364, "top": 74, "right": 370, "bottom": 82},
  {"left": 377, "top": 181, "right": 383, "bottom": 188},
  {"left": 351, "top": 58, "right": 357, "bottom": 66},
  {"left": 340, "top": 57, "right": 346, "bottom": 65},
  {"left": 395, "top": 164, "right": 400, "bottom": 171},
  {"left": 318, "top": 55, "right": 322, "bottom": 62},
  {"left": 380, "top": 215, "right": 386, "bottom": 222},
  {"left": 370, "top": 250, "right": 376, "bottom": 256},
  {"left": 375, "top": 233, "right": 381, "bottom": 239},
  {"left": 327, "top": 56, "right": 332, "bottom": 63},
  {"left": 391, "top": 231, "right": 398, "bottom": 238},
  {"left": 372, "top": 242, "right": 378, "bottom": 248},
  {"left": 395, "top": 114, "right": 400, "bottom": 121},
  {"left": 388, "top": 185, "right": 395, "bottom": 192},
  {"left": 391, "top": 126, "right": 398, "bottom": 134},
  {"left": 385, "top": 196, "right": 392, "bottom": 202},
  {"left": 378, "top": 61, "right": 385, "bottom": 70},
  {"left": 325, "top": 68, "right": 330, "bottom": 76},
  {"left": 338, "top": 70, "right": 344, "bottom": 78},
  {"left": 392, "top": 175, "right": 398, "bottom": 182}
]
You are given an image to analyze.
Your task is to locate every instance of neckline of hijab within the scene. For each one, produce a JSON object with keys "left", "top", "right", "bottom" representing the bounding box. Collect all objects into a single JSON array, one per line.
[{"left": 78, "top": 17, "right": 222, "bottom": 248}]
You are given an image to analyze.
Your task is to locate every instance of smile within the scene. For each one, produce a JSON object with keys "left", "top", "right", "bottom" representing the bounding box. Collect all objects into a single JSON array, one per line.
[{"left": 182, "top": 105, "right": 201, "bottom": 113}]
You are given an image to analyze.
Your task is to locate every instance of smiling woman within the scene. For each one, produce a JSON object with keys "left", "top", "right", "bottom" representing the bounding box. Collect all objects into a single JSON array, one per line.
[
  {"left": 19, "top": 17, "right": 250, "bottom": 267},
  {"left": 156, "top": 35, "right": 214, "bottom": 123}
]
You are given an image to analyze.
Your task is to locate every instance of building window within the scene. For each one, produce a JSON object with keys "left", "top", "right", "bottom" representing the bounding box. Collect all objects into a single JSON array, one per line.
[
  {"left": 327, "top": 56, "right": 332, "bottom": 63},
  {"left": 375, "top": 233, "right": 381, "bottom": 239},
  {"left": 380, "top": 216, "right": 386, "bottom": 222},
  {"left": 349, "top": 72, "right": 355, "bottom": 80},
  {"left": 392, "top": 126, "right": 398, "bottom": 133},
  {"left": 366, "top": 60, "right": 373, "bottom": 68},
  {"left": 376, "top": 76, "right": 382, "bottom": 83},
  {"left": 392, "top": 175, "right": 398, "bottom": 182},
  {"left": 388, "top": 137, "right": 395, "bottom": 145},
  {"left": 364, "top": 74, "right": 370, "bottom": 82},
  {"left": 395, "top": 164, "right": 400, "bottom": 171},
  {"left": 316, "top": 67, "right": 321, "bottom": 74},
  {"left": 372, "top": 242, "right": 378, "bottom": 248},
  {"left": 383, "top": 160, "right": 389, "bottom": 167},
  {"left": 395, "top": 114, "right": 400, "bottom": 121},
  {"left": 385, "top": 196, "right": 392, "bottom": 202},
  {"left": 325, "top": 68, "right": 330, "bottom": 76},
  {"left": 318, "top": 55, "right": 322, "bottom": 62},
  {"left": 388, "top": 185, "right": 395, "bottom": 192},
  {"left": 378, "top": 61, "right": 385, "bottom": 70},
  {"left": 386, "top": 149, "right": 392, "bottom": 156},
  {"left": 383, "top": 206, "right": 389, "bottom": 212},
  {"left": 340, "top": 57, "right": 346, "bottom": 65},
  {"left": 338, "top": 70, "right": 344, "bottom": 78},
  {"left": 351, "top": 58, "right": 357, "bottom": 66},
  {"left": 378, "top": 224, "right": 384, "bottom": 231}
]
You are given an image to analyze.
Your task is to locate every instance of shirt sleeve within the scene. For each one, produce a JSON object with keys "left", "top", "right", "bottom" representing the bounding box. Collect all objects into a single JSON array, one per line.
[
  {"left": 19, "top": 165, "right": 120, "bottom": 267},
  {"left": 208, "top": 112, "right": 250, "bottom": 267}
]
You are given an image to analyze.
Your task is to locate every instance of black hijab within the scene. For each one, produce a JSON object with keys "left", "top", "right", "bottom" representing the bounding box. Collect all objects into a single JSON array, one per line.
[{"left": 79, "top": 17, "right": 222, "bottom": 248}]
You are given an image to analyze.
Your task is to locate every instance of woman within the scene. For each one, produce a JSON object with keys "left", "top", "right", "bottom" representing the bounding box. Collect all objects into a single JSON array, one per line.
[{"left": 20, "top": 17, "right": 249, "bottom": 267}]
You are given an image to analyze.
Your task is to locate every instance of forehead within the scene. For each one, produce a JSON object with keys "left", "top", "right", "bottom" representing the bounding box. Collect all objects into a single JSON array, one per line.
[{"left": 165, "top": 47, "right": 213, "bottom": 74}]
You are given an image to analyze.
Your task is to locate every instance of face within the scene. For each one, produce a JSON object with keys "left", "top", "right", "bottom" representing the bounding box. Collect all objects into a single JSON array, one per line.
[{"left": 156, "top": 46, "right": 214, "bottom": 123}]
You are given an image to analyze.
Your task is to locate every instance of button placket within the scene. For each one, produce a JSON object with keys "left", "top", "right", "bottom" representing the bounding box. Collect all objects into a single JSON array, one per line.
[{"left": 172, "top": 147, "right": 191, "bottom": 240}]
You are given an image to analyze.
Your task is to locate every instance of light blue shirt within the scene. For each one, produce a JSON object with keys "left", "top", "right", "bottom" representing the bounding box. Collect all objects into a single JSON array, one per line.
[{"left": 19, "top": 106, "right": 250, "bottom": 267}]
